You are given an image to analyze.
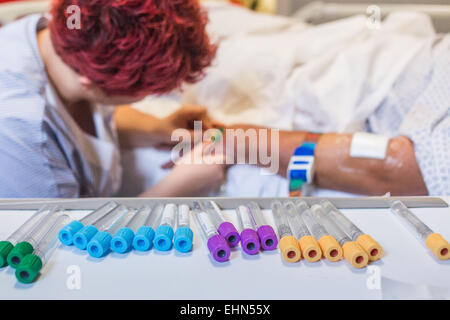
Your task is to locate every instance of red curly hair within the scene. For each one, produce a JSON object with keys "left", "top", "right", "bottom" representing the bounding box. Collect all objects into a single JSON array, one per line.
[{"left": 49, "top": 0, "right": 216, "bottom": 96}]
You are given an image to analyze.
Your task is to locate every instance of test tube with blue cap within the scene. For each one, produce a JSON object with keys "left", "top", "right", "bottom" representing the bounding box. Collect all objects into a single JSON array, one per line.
[
  {"left": 192, "top": 203, "right": 230, "bottom": 263},
  {"left": 0, "top": 205, "right": 54, "bottom": 268},
  {"left": 236, "top": 205, "right": 260, "bottom": 255},
  {"left": 200, "top": 201, "right": 240, "bottom": 248},
  {"left": 174, "top": 204, "right": 194, "bottom": 253},
  {"left": 153, "top": 203, "right": 177, "bottom": 251},
  {"left": 16, "top": 213, "right": 70, "bottom": 283},
  {"left": 133, "top": 204, "right": 163, "bottom": 251},
  {"left": 7, "top": 205, "right": 61, "bottom": 268},
  {"left": 85, "top": 205, "right": 132, "bottom": 258},
  {"left": 73, "top": 204, "right": 128, "bottom": 251},
  {"left": 59, "top": 201, "right": 118, "bottom": 246},
  {"left": 247, "top": 202, "right": 278, "bottom": 251}
]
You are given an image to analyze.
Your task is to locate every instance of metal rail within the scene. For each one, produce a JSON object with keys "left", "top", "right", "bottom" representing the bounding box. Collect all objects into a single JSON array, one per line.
[{"left": 0, "top": 196, "right": 447, "bottom": 210}]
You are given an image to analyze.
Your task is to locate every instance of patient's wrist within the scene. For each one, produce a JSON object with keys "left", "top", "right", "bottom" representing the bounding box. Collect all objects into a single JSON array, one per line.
[{"left": 287, "top": 132, "right": 323, "bottom": 197}]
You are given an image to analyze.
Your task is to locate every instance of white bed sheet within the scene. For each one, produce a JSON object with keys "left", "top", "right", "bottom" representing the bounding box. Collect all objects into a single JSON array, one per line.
[{"left": 119, "top": 3, "right": 438, "bottom": 198}]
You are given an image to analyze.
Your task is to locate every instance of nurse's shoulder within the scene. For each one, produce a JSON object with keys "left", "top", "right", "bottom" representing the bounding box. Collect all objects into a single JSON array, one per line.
[{"left": 0, "top": 16, "right": 77, "bottom": 198}]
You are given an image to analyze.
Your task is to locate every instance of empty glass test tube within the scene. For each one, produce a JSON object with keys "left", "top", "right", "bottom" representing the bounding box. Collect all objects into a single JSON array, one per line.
[
  {"left": 192, "top": 204, "right": 230, "bottom": 263},
  {"left": 200, "top": 201, "right": 240, "bottom": 247},
  {"left": 0, "top": 205, "right": 53, "bottom": 267},
  {"left": 284, "top": 201, "right": 321, "bottom": 263},
  {"left": 321, "top": 200, "right": 383, "bottom": 261},
  {"left": 174, "top": 204, "right": 194, "bottom": 253},
  {"left": 390, "top": 200, "right": 449, "bottom": 260},
  {"left": 296, "top": 201, "right": 342, "bottom": 262},
  {"left": 247, "top": 202, "right": 278, "bottom": 250},
  {"left": 59, "top": 201, "right": 118, "bottom": 246},
  {"left": 73, "top": 204, "right": 128, "bottom": 250},
  {"left": 87, "top": 207, "right": 137, "bottom": 257},
  {"left": 16, "top": 214, "right": 70, "bottom": 284},
  {"left": 310, "top": 204, "right": 368, "bottom": 268},
  {"left": 271, "top": 201, "right": 301, "bottom": 263},
  {"left": 153, "top": 203, "right": 177, "bottom": 251},
  {"left": 7, "top": 205, "right": 61, "bottom": 268},
  {"left": 133, "top": 204, "right": 163, "bottom": 251},
  {"left": 236, "top": 205, "right": 260, "bottom": 255}
]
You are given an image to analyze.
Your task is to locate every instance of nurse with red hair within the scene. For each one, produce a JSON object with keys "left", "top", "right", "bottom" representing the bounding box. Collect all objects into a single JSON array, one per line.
[{"left": 0, "top": 0, "right": 224, "bottom": 197}]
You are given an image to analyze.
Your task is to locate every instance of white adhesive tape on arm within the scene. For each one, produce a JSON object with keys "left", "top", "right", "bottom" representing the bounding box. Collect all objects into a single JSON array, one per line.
[{"left": 350, "top": 132, "right": 390, "bottom": 160}]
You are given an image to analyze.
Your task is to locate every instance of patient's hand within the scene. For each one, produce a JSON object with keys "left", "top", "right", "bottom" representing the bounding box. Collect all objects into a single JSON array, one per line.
[{"left": 141, "top": 142, "right": 227, "bottom": 197}]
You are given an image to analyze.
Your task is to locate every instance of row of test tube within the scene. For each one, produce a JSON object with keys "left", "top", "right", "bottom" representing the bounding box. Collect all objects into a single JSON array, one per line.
[
  {"left": 1, "top": 199, "right": 448, "bottom": 283},
  {"left": 272, "top": 200, "right": 383, "bottom": 268},
  {"left": 59, "top": 202, "right": 195, "bottom": 258},
  {"left": 191, "top": 201, "right": 279, "bottom": 262}
]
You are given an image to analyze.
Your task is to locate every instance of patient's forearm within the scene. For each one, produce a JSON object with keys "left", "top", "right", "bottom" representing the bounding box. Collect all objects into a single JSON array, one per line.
[
  {"left": 314, "top": 134, "right": 428, "bottom": 196},
  {"left": 227, "top": 125, "right": 428, "bottom": 195}
]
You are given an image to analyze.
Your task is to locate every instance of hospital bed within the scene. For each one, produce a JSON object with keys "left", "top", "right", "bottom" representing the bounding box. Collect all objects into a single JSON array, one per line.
[
  {"left": 2, "top": 0, "right": 450, "bottom": 31},
  {"left": 291, "top": 1, "right": 450, "bottom": 33}
]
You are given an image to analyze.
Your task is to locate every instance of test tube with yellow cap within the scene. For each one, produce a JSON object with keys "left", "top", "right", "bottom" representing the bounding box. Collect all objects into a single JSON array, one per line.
[
  {"left": 320, "top": 200, "right": 383, "bottom": 261},
  {"left": 310, "top": 204, "right": 368, "bottom": 268},
  {"left": 284, "top": 201, "right": 321, "bottom": 263},
  {"left": 390, "top": 200, "right": 449, "bottom": 261},
  {"left": 271, "top": 201, "right": 301, "bottom": 263},
  {"left": 296, "top": 201, "right": 342, "bottom": 263}
]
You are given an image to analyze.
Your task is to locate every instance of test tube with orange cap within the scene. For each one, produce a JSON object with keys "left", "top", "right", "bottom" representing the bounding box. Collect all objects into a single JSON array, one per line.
[
  {"left": 295, "top": 201, "right": 343, "bottom": 263},
  {"left": 390, "top": 200, "right": 449, "bottom": 261},
  {"left": 271, "top": 201, "right": 301, "bottom": 263},
  {"left": 310, "top": 204, "right": 368, "bottom": 268},
  {"left": 320, "top": 200, "right": 383, "bottom": 261},
  {"left": 284, "top": 201, "right": 322, "bottom": 263}
]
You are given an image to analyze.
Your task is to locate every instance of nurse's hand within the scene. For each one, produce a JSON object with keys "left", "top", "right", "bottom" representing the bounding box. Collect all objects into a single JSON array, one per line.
[
  {"left": 140, "top": 142, "right": 227, "bottom": 197},
  {"left": 115, "top": 105, "right": 224, "bottom": 149},
  {"left": 154, "top": 105, "right": 225, "bottom": 149}
]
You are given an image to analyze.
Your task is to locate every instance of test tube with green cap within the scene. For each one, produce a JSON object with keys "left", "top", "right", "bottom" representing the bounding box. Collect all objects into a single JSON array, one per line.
[
  {"left": 153, "top": 203, "right": 177, "bottom": 251},
  {"left": 59, "top": 201, "right": 118, "bottom": 246},
  {"left": 310, "top": 204, "right": 368, "bottom": 268},
  {"left": 88, "top": 207, "right": 136, "bottom": 257},
  {"left": 390, "top": 200, "right": 450, "bottom": 260},
  {"left": 296, "top": 201, "right": 342, "bottom": 263},
  {"left": 0, "top": 205, "right": 53, "bottom": 267},
  {"left": 284, "top": 201, "right": 322, "bottom": 263},
  {"left": 320, "top": 200, "right": 383, "bottom": 261},
  {"left": 271, "top": 201, "right": 301, "bottom": 263},
  {"left": 174, "top": 204, "right": 194, "bottom": 253},
  {"left": 72, "top": 204, "right": 128, "bottom": 250},
  {"left": 7, "top": 205, "right": 61, "bottom": 268},
  {"left": 200, "top": 201, "right": 240, "bottom": 248},
  {"left": 15, "top": 213, "right": 70, "bottom": 284},
  {"left": 133, "top": 204, "right": 163, "bottom": 251}
]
